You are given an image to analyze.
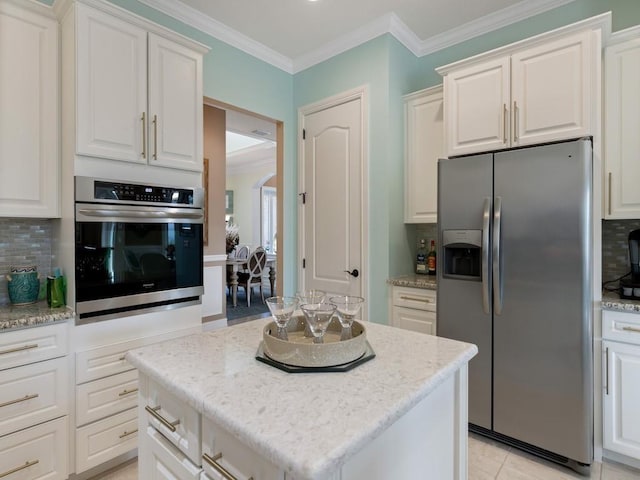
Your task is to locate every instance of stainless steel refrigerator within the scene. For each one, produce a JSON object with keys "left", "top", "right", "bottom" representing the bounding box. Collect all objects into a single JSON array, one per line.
[{"left": 437, "top": 138, "right": 593, "bottom": 471}]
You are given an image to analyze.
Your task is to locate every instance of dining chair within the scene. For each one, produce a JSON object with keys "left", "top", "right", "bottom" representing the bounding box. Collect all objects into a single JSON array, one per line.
[{"left": 237, "top": 246, "right": 267, "bottom": 307}]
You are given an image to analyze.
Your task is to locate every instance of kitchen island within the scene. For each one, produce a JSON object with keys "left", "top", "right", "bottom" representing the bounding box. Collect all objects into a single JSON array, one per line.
[{"left": 126, "top": 318, "right": 477, "bottom": 480}]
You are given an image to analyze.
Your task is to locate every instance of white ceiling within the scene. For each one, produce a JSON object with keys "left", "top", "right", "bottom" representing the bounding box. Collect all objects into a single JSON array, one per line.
[
  {"left": 139, "top": 0, "right": 575, "bottom": 73},
  {"left": 225, "top": 109, "right": 276, "bottom": 175}
]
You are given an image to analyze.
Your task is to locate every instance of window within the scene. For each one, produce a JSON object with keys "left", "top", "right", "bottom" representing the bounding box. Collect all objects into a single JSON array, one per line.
[{"left": 261, "top": 186, "right": 277, "bottom": 253}]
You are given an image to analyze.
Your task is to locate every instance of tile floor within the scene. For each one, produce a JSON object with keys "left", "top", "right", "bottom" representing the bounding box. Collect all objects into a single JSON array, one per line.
[{"left": 90, "top": 434, "right": 640, "bottom": 479}]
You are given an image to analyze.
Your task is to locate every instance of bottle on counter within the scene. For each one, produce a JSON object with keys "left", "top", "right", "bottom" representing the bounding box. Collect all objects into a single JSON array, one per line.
[
  {"left": 427, "top": 240, "right": 437, "bottom": 275},
  {"left": 416, "top": 239, "right": 427, "bottom": 275}
]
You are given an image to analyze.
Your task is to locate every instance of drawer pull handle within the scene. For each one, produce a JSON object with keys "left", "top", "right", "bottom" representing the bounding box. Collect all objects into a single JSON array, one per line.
[
  {"left": 119, "top": 356, "right": 126, "bottom": 361},
  {"left": 622, "top": 326, "right": 640, "bottom": 334},
  {"left": 118, "top": 388, "right": 138, "bottom": 397},
  {"left": 203, "top": 453, "right": 254, "bottom": 480},
  {"left": 0, "top": 460, "right": 39, "bottom": 478},
  {"left": 119, "top": 428, "right": 138, "bottom": 439},
  {"left": 399, "top": 296, "right": 431, "bottom": 303},
  {"left": 0, "top": 343, "right": 38, "bottom": 356},
  {"left": 145, "top": 405, "right": 180, "bottom": 432},
  {"left": 0, "top": 393, "right": 39, "bottom": 408}
]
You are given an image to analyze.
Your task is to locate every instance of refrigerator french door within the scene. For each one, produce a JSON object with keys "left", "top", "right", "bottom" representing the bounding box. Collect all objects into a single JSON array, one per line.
[{"left": 437, "top": 138, "right": 593, "bottom": 469}]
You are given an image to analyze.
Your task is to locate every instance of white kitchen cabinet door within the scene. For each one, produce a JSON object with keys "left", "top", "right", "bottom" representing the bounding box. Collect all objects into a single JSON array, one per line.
[
  {"left": 0, "top": 417, "right": 68, "bottom": 480},
  {"left": 444, "top": 57, "right": 510, "bottom": 156},
  {"left": 604, "top": 32, "right": 640, "bottom": 219},
  {"left": 603, "top": 340, "right": 640, "bottom": 460},
  {"left": 404, "top": 86, "right": 443, "bottom": 224},
  {"left": 511, "top": 31, "right": 592, "bottom": 147},
  {"left": 76, "top": 3, "right": 147, "bottom": 164},
  {"left": 0, "top": 1, "right": 59, "bottom": 218},
  {"left": 392, "top": 306, "right": 436, "bottom": 335},
  {"left": 148, "top": 33, "right": 203, "bottom": 172}
]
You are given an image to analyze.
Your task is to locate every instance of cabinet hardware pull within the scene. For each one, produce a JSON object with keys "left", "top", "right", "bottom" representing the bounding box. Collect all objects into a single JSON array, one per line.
[
  {"left": 119, "top": 356, "right": 126, "bottom": 361},
  {"left": 203, "top": 453, "right": 254, "bottom": 480},
  {"left": 503, "top": 103, "right": 508, "bottom": 144},
  {"left": 145, "top": 405, "right": 180, "bottom": 432},
  {"left": 0, "top": 460, "right": 39, "bottom": 478},
  {"left": 608, "top": 172, "right": 612, "bottom": 216},
  {"left": 141, "top": 112, "right": 146, "bottom": 158},
  {"left": 400, "top": 295, "right": 431, "bottom": 303},
  {"left": 118, "top": 388, "right": 138, "bottom": 397},
  {"left": 605, "top": 347, "right": 609, "bottom": 396},
  {"left": 0, "top": 393, "right": 39, "bottom": 409},
  {"left": 0, "top": 343, "right": 38, "bottom": 356},
  {"left": 119, "top": 428, "right": 138, "bottom": 439},
  {"left": 152, "top": 114, "right": 158, "bottom": 160},
  {"left": 513, "top": 101, "right": 519, "bottom": 142},
  {"left": 622, "top": 326, "right": 640, "bottom": 334}
]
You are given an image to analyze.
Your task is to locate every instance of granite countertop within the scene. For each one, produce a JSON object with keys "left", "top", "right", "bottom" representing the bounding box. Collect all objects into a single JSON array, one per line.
[
  {"left": 387, "top": 274, "right": 437, "bottom": 290},
  {"left": 602, "top": 291, "right": 640, "bottom": 313},
  {"left": 127, "top": 319, "right": 477, "bottom": 480},
  {"left": 0, "top": 301, "right": 75, "bottom": 331}
]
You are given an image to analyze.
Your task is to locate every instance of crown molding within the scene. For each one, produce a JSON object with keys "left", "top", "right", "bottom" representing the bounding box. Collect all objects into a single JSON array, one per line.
[
  {"left": 137, "top": 0, "right": 293, "bottom": 73},
  {"left": 608, "top": 24, "right": 640, "bottom": 46},
  {"left": 419, "top": 0, "right": 576, "bottom": 56},
  {"left": 292, "top": 13, "right": 395, "bottom": 74},
  {"left": 1, "top": 0, "right": 56, "bottom": 18},
  {"left": 107, "top": 0, "right": 589, "bottom": 74}
]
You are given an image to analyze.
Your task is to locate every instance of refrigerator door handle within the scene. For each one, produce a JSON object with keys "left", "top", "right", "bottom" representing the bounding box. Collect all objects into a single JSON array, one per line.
[
  {"left": 482, "top": 197, "right": 491, "bottom": 314},
  {"left": 493, "top": 196, "right": 503, "bottom": 315}
]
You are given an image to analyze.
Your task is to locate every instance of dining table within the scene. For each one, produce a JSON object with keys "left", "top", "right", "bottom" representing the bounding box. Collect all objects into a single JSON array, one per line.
[{"left": 226, "top": 253, "right": 276, "bottom": 308}]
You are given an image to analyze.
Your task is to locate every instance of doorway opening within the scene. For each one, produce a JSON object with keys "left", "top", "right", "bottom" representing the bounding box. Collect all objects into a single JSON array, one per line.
[{"left": 203, "top": 97, "right": 283, "bottom": 324}]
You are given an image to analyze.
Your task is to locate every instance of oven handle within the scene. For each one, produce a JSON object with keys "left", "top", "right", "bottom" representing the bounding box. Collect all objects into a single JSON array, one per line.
[{"left": 77, "top": 209, "right": 203, "bottom": 221}]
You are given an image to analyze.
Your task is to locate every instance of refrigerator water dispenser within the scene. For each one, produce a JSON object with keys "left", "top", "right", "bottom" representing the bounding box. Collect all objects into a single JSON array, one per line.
[{"left": 442, "top": 230, "right": 482, "bottom": 279}]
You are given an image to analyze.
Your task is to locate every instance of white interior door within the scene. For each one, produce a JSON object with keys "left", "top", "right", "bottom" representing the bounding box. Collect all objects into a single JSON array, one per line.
[{"left": 301, "top": 95, "right": 363, "bottom": 298}]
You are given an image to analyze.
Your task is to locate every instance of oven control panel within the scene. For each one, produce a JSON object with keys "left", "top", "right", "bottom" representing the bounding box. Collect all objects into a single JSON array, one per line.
[{"left": 94, "top": 180, "right": 194, "bottom": 205}]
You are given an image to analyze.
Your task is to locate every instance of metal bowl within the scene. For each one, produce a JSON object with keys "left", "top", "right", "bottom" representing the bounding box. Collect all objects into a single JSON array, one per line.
[{"left": 262, "top": 317, "right": 367, "bottom": 368}]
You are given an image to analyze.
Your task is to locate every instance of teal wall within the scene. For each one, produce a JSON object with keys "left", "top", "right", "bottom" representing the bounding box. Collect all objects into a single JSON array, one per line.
[{"left": 40, "top": 0, "right": 640, "bottom": 321}]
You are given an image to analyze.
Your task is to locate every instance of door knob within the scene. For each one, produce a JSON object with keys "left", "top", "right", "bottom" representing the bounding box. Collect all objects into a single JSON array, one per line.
[{"left": 344, "top": 269, "right": 359, "bottom": 278}]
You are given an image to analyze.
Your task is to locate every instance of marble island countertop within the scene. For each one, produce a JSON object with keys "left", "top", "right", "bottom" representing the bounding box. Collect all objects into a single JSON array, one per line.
[
  {"left": 0, "top": 301, "right": 74, "bottom": 331},
  {"left": 127, "top": 319, "right": 476, "bottom": 480},
  {"left": 387, "top": 274, "right": 437, "bottom": 290}
]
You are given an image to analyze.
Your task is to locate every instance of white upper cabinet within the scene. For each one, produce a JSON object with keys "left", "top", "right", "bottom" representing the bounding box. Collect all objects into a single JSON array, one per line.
[
  {"left": 76, "top": 4, "right": 147, "bottom": 164},
  {"left": 404, "top": 86, "right": 443, "bottom": 223},
  {"left": 604, "top": 27, "right": 640, "bottom": 219},
  {"left": 511, "top": 32, "right": 592, "bottom": 146},
  {"left": 0, "top": 1, "right": 59, "bottom": 217},
  {"left": 439, "top": 25, "right": 600, "bottom": 157},
  {"left": 66, "top": 1, "right": 206, "bottom": 174},
  {"left": 148, "top": 34, "right": 203, "bottom": 171},
  {"left": 443, "top": 58, "right": 509, "bottom": 156}
]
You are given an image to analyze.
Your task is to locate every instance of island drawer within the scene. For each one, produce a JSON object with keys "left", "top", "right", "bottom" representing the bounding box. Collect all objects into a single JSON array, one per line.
[
  {"left": 603, "top": 310, "right": 640, "bottom": 346},
  {"left": 75, "top": 406, "right": 138, "bottom": 473},
  {"left": 0, "top": 356, "right": 69, "bottom": 437},
  {"left": 0, "top": 416, "right": 68, "bottom": 480},
  {"left": 144, "top": 379, "right": 201, "bottom": 465},
  {"left": 76, "top": 369, "right": 138, "bottom": 426},
  {"left": 392, "top": 286, "right": 436, "bottom": 312},
  {"left": 202, "top": 416, "right": 283, "bottom": 480},
  {"left": 0, "top": 322, "right": 68, "bottom": 371},
  {"left": 146, "top": 426, "right": 201, "bottom": 479}
]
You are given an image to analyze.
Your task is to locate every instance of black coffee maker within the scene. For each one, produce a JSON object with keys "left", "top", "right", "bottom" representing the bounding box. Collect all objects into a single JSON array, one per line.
[{"left": 620, "top": 229, "right": 640, "bottom": 298}]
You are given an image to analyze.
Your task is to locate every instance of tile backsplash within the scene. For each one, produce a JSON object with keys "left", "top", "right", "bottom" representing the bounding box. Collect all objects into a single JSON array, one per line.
[
  {"left": 602, "top": 219, "right": 640, "bottom": 285},
  {"left": 0, "top": 219, "right": 53, "bottom": 305}
]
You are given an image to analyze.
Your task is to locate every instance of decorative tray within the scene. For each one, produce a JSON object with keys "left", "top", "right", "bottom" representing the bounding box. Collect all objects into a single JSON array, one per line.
[
  {"left": 255, "top": 341, "right": 375, "bottom": 373},
  {"left": 256, "top": 317, "right": 375, "bottom": 372}
]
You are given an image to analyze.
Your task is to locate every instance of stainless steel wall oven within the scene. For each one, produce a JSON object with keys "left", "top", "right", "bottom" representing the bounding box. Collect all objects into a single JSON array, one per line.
[{"left": 74, "top": 176, "right": 204, "bottom": 323}]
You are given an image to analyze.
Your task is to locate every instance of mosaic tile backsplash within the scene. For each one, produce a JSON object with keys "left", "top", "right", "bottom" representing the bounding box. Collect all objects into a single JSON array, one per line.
[
  {"left": 602, "top": 219, "right": 640, "bottom": 285},
  {"left": 0, "top": 219, "right": 53, "bottom": 306}
]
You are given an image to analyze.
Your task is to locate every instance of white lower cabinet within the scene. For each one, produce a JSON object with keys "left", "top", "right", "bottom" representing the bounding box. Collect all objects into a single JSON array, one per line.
[
  {"left": 0, "top": 322, "right": 69, "bottom": 480},
  {"left": 390, "top": 286, "right": 437, "bottom": 335},
  {"left": 76, "top": 407, "right": 138, "bottom": 473},
  {"left": 0, "top": 413, "right": 68, "bottom": 480},
  {"left": 603, "top": 310, "right": 640, "bottom": 463},
  {"left": 202, "top": 416, "right": 283, "bottom": 480},
  {"left": 147, "top": 427, "right": 201, "bottom": 480}
]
